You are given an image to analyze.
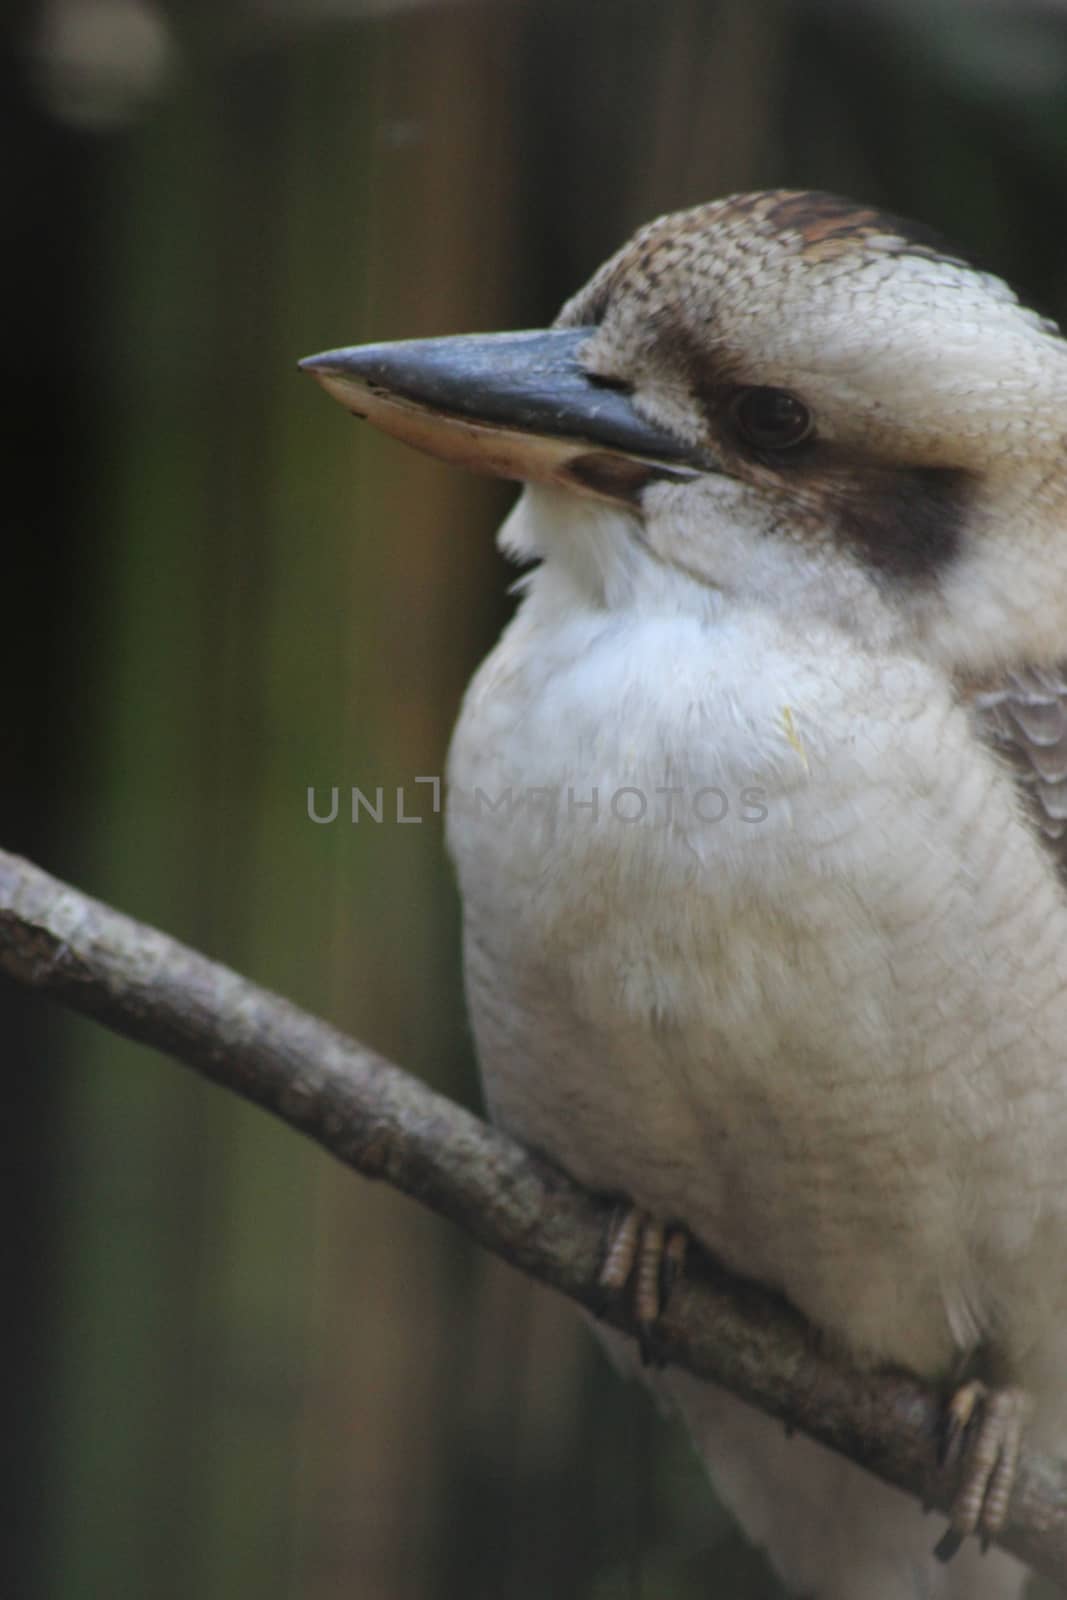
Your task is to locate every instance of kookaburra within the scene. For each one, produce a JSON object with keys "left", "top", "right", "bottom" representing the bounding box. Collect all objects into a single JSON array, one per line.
[{"left": 302, "top": 191, "right": 1067, "bottom": 1599}]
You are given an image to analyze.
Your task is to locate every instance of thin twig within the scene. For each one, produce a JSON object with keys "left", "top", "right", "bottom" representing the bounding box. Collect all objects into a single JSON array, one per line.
[{"left": 0, "top": 846, "right": 1064, "bottom": 1586}]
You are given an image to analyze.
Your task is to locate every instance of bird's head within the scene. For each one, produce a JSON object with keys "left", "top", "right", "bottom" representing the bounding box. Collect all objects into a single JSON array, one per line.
[{"left": 302, "top": 190, "right": 1067, "bottom": 676}]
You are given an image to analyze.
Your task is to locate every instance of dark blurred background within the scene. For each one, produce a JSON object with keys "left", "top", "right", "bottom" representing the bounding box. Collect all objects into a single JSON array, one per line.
[{"left": 4, "top": 1, "right": 1067, "bottom": 1595}]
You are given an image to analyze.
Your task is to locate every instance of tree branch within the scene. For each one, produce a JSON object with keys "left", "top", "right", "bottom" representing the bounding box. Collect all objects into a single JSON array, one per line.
[{"left": 1, "top": 846, "right": 1065, "bottom": 1586}]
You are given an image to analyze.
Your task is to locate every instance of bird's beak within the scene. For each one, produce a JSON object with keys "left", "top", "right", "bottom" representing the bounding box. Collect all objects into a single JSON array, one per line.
[{"left": 299, "top": 328, "right": 706, "bottom": 504}]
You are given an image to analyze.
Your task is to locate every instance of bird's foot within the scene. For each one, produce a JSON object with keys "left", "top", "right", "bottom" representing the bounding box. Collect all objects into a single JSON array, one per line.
[
  {"left": 933, "top": 1380, "right": 1031, "bottom": 1561},
  {"left": 597, "top": 1205, "right": 688, "bottom": 1366}
]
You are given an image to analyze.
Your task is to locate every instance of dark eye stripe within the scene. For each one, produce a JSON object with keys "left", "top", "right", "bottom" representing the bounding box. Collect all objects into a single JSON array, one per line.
[{"left": 830, "top": 464, "right": 973, "bottom": 584}]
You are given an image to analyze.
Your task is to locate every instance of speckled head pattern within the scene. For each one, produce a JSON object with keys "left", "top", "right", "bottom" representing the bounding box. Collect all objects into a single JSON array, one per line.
[
  {"left": 553, "top": 191, "right": 1067, "bottom": 609},
  {"left": 560, "top": 189, "right": 1062, "bottom": 465}
]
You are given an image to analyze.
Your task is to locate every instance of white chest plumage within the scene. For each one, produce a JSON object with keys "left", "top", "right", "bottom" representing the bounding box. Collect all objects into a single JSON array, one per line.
[{"left": 447, "top": 502, "right": 1067, "bottom": 1389}]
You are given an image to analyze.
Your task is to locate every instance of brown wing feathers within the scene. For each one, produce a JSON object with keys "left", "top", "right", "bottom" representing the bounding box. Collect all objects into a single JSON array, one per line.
[{"left": 973, "top": 666, "right": 1067, "bottom": 869}]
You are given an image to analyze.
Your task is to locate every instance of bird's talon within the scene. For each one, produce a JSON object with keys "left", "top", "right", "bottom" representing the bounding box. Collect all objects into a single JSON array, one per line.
[
  {"left": 633, "top": 1215, "right": 666, "bottom": 1325},
  {"left": 660, "top": 1228, "right": 688, "bottom": 1303},
  {"left": 598, "top": 1205, "right": 645, "bottom": 1295},
  {"left": 934, "top": 1380, "right": 1030, "bottom": 1559},
  {"left": 939, "top": 1380, "right": 978, "bottom": 1471},
  {"left": 596, "top": 1203, "right": 689, "bottom": 1357},
  {"left": 933, "top": 1528, "right": 965, "bottom": 1564}
]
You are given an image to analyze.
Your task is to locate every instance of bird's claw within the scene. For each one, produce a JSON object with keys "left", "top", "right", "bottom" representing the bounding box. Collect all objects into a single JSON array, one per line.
[
  {"left": 597, "top": 1204, "right": 688, "bottom": 1366},
  {"left": 934, "top": 1380, "right": 1031, "bottom": 1561}
]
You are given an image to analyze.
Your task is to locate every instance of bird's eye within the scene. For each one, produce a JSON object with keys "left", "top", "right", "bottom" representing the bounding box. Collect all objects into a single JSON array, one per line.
[{"left": 730, "top": 387, "right": 813, "bottom": 451}]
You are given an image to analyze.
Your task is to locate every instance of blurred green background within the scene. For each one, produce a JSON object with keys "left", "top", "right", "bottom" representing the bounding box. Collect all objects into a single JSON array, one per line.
[{"left": 4, "top": 1, "right": 1067, "bottom": 1595}]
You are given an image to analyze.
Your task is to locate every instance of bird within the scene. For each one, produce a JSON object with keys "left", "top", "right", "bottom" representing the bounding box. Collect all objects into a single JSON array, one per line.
[{"left": 301, "top": 189, "right": 1067, "bottom": 1599}]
